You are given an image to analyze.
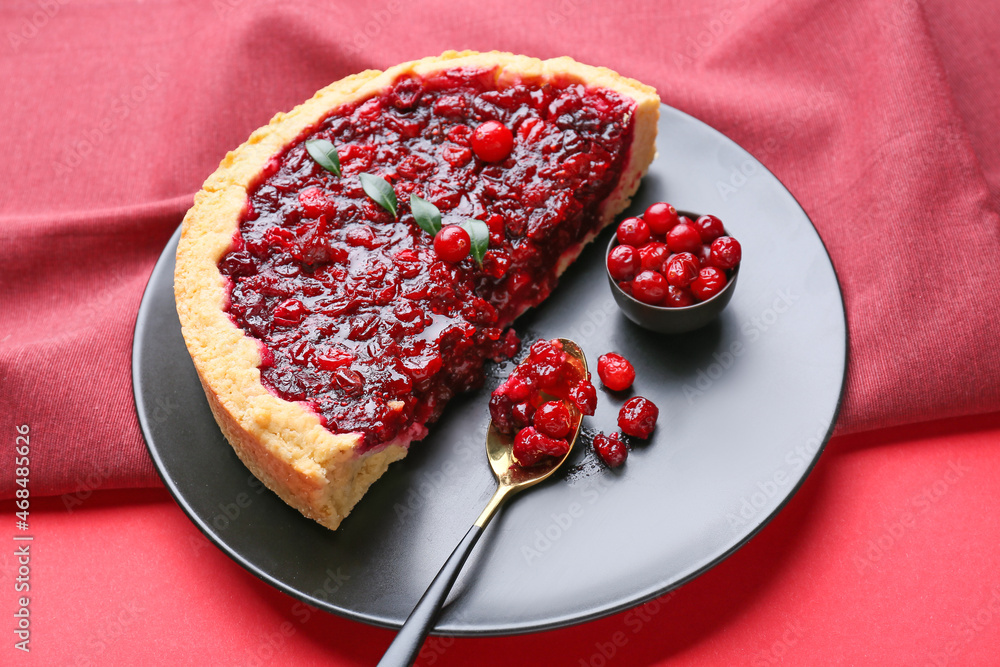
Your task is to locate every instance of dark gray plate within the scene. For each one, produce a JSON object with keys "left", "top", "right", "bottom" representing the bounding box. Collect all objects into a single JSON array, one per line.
[{"left": 133, "top": 104, "right": 846, "bottom": 635}]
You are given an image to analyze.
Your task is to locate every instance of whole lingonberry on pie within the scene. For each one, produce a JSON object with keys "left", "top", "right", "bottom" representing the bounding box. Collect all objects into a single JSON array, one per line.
[
  {"left": 273, "top": 298, "right": 309, "bottom": 326},
  {"left": 618, "top": 396, "right": 659, "bottom": 439},
  {"left": 597, "top": 352, "right": 635, "bottom": 391},
  {"left": 471, "top": 120, "right": 514, "bottom": 163},
  {"left": 609, "top": 203, "right": 741, "bottom": 308},
  {"left": 298, "top": 187, "right": 332, "bottom": 218},
  {"left": 433, "top": 224, "right": 472, "bottom": 263},
  {"left": 594, "top": 431, "right": 628, "bottom": 468}
]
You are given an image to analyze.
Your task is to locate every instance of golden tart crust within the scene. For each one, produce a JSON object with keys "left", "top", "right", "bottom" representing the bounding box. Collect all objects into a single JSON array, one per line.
[{"left": 174, "top": 50, "right": 659, "bottom": 530}]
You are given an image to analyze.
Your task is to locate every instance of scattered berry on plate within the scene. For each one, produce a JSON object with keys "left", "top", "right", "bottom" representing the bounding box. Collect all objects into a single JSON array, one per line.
[
  {"left": 594, "top": 431, "right": 628, "bottom": 468},
  {"left": 597, "top": 353, "right": 636, "bottom": 392},
  {"left": 618, "top": 396, "right": 659, "bottom": 439}
]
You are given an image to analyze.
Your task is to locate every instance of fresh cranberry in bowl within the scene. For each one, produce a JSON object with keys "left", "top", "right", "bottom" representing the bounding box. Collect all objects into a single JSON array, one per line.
[
  {"left": 606, "top": 204, "right": 741, "bottom": 333},
  {"left": 631, "top": 270, "right": 668, "bottom": 305},
  {"left": 616, "top": 217, "right": 651, "bottom": 247},
  {"left": 643, "top": 202, "right": 680, "bottom": 235},
  {"left": 607, "top": 244, "right": 639, "bottom": 281}
]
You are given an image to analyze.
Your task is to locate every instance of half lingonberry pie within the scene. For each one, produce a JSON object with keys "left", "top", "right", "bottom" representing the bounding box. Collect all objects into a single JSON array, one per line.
[{"left": 175, "top": 51, "right": 659, "bottom": 529}]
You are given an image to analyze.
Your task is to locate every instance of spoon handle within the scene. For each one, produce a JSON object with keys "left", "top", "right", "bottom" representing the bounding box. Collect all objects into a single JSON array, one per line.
[{"left": 377, "top": 523, "right": 484, "bottom": 667}]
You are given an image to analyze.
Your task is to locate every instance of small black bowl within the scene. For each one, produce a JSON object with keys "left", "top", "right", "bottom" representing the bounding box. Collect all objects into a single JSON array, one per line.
[{"left": 606, "top": 213, "right": 739, "bottom": 334}]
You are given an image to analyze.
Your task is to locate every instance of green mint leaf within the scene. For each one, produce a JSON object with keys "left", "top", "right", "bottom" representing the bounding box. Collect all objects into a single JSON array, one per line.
[
  {"left": 409, "top": 194, "right": 442, "bottom": 236},
  {"left": 305, "top": 139, "right": 341, "bottom": 177},
  {"left": 359, "top": 172, "right": 398, "bottom": 218},
  {"left": 460, "top": 219, "right": 490, "bottom": 266}
]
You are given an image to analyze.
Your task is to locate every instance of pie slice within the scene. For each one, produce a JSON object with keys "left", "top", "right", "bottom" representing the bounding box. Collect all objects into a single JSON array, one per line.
[{"left": 175, "top": 51, "right": 659, "bottom": 529}]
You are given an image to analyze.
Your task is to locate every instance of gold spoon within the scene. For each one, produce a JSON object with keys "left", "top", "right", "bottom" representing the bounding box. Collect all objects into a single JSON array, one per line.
[{"left": 378, "top": 339, "right": 588, "bottom": 667}]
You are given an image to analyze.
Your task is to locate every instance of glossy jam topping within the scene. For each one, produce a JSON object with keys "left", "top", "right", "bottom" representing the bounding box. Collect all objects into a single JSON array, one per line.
[{"left": 220, "top": 67, "right": 636, "bottom": 449}]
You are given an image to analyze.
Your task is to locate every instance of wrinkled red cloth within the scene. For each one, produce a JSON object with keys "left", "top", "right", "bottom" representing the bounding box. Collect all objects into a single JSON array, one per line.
[{"left": 2, "top": 0, "right": 998, "bottom": 498}]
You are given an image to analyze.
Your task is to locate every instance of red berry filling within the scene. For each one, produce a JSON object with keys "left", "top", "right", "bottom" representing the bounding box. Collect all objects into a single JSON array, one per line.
[
  {"left": 597, "top": 352, "right": 635, "bottom": 391},
  {"left": 221, "top": 69, "right": 636, "bottom": 449},
  {"left": 608, "top": 203, "right": 741, "bottom": 308},
  {"left": 618, "top": 396, "right": 659, "bottom": 439}
]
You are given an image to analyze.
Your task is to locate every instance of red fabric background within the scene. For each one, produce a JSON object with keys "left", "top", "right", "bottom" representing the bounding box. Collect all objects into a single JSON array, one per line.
[{"left": 1, "top": 1, "right": 998, "bottom": 494}]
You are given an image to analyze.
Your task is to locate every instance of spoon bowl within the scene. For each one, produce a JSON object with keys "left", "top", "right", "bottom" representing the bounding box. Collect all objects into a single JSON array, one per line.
[
  {"left": 379, "top": 339, "right": 588, "bottom": 666},
  {"left": 475, "top": 338, "right": 587, "bottom": 524}
]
